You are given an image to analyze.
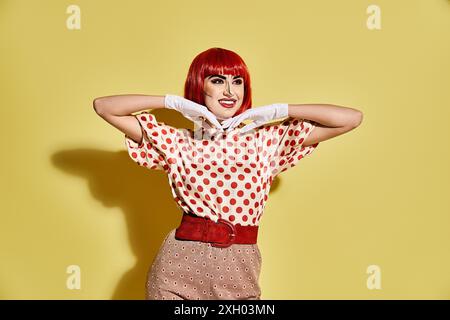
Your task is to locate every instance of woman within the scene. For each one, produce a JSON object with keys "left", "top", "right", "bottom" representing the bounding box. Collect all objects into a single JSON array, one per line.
[{"left": 93, "top": 47, "right": 363, "bottom": 300}]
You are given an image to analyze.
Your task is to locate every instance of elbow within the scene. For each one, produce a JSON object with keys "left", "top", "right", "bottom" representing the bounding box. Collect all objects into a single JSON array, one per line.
[
  {"left": 349, "top": 110, "right": 363, "bottom": 128},
  {"left": 93, "top": 98, "right": 104, "bottom": 116}
]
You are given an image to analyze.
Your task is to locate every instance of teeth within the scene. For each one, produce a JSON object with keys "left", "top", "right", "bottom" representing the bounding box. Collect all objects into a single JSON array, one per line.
[{"left": 220, "top": 100, "right": 234, "bottom": 104}]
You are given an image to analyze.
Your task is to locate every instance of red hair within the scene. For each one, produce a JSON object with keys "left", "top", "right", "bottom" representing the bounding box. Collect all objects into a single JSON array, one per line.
[{"left": 183, "top": 47, "right": 252, "bottom": 116}]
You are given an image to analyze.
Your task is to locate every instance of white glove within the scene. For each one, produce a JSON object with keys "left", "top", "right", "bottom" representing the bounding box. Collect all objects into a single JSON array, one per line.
[
  {"left": 221, "top": 103, "right": 289, "bottom": 133},
  {"left": 164, "top": 94, "right": 223, "bottom": 131}
]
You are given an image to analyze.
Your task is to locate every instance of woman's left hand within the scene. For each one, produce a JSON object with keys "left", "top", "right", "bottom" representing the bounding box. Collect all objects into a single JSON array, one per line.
[{"left": 221, "top": 103, "right": 289, "bottom": 133}]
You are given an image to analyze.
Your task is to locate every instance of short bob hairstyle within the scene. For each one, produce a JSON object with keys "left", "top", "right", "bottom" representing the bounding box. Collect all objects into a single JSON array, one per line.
[{"left": 184, "top": 47, "right": 252, "bottom": 117}]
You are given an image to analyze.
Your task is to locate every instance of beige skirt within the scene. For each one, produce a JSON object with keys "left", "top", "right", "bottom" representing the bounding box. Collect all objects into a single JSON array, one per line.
[{"left": 146, "top": 228, "right": 262, "bottom": 300}]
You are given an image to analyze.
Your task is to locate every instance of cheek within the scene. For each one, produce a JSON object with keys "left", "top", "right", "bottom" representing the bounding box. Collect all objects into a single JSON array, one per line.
[
  {"left": 204, "top": 91, "right": 217, "bottom": 102},
  {"left": 203, "top": 84, "right": 215, "bottom": 96}
]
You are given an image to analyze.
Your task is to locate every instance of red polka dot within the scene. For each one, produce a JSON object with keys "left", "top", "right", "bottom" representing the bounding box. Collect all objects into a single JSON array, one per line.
[{"left": 125, "top": 118, "right": 317, "bottom": 229}]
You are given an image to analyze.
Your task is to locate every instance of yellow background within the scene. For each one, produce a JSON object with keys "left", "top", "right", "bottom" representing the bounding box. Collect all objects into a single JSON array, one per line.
[{"left": 1, "top": 0, "right": 449, "bottom": 299}]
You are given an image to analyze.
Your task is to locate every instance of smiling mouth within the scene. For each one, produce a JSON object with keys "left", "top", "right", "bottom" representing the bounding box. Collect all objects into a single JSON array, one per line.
[{"left": 218, "top": 99, "right": 236, "bottom": 108}]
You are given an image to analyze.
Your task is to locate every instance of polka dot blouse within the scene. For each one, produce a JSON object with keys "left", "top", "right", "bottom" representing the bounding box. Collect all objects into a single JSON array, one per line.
[{"left": 125, "top": 112, "right": 319, "bottom": 227}]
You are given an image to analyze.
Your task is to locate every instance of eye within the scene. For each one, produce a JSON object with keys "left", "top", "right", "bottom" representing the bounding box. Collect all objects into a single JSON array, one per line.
[{"left": 211, "top": 78, "right": 243, "bottom": 85}]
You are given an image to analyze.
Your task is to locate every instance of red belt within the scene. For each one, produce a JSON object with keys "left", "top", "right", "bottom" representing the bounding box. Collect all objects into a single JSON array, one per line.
[{"left": 174, "top": 212, "right": 258, "bottom": 248}]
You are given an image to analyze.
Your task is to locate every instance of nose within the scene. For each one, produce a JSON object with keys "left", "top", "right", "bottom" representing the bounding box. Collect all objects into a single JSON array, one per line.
[{"left": 224, "top": 80, "right": 234, "bottom": 96}]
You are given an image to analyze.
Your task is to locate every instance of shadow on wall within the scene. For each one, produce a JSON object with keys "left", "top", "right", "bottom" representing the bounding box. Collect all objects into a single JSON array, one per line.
[{"left": 52, "top": 108, "right": 280, "bottom": 300}]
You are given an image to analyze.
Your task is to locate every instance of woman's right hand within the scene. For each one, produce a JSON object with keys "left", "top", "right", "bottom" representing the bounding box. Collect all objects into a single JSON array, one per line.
[{"left": 164, "top": 94, "right": 223, "bottom": 130}]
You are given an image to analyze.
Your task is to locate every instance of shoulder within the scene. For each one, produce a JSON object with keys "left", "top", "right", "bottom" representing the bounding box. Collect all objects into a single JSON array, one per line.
[
  {"left": 261, "top": 117, "right": 315, "bottom": 133},
  {"left": 137, "top": 111, "right": 185, "bottom": 136}
]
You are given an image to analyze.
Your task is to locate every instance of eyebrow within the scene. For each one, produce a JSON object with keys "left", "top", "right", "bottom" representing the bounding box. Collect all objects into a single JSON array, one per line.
[{"left": 207, "top": 74, "right": 243, "bottom": 80}]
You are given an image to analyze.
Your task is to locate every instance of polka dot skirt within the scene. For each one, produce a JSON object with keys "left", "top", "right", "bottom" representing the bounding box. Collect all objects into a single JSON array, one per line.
[
  {"left": 146, "top": 228, "right": 263, "bottom": 300},
  {"left": 125, "top": 113, "right": 319, "bottom": 227}
]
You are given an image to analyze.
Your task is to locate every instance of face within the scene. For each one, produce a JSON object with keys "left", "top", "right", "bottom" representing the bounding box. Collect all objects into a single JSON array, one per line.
[{"left": 203, "top": 73, "right": 244, "bottom": 121}]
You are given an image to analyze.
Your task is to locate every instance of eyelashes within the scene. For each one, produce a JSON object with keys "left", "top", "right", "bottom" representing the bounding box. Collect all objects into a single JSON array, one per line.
[{"left": 212, "top": 79, "right": 243, "bottom": 85}]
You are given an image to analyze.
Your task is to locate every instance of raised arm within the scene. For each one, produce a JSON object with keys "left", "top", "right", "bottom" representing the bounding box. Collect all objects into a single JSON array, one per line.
[
  {"left": 93, "top": 94, "right": 165, "bottom": 145},
  {"left": 287, "top": 104, "right": 363, "bottom": 147}
]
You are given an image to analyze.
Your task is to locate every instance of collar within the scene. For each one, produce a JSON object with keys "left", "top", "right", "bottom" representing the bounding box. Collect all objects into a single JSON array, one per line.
[{"left": 200, "top": 118, "right": 246, "bottom": 132}]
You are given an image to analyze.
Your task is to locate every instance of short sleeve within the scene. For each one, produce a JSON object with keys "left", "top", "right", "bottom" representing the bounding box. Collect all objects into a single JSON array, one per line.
[
  {"left": 263, "top": 117, "right": 319, "bottom": 178},
  {"left": 124, "top": 112, "right": 178, "bottom": 171}
]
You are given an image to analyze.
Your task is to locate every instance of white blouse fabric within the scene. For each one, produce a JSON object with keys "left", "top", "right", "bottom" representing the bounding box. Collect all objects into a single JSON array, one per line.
[{"left": 125, "top": 112, "right": 319, "bottom": 226}]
